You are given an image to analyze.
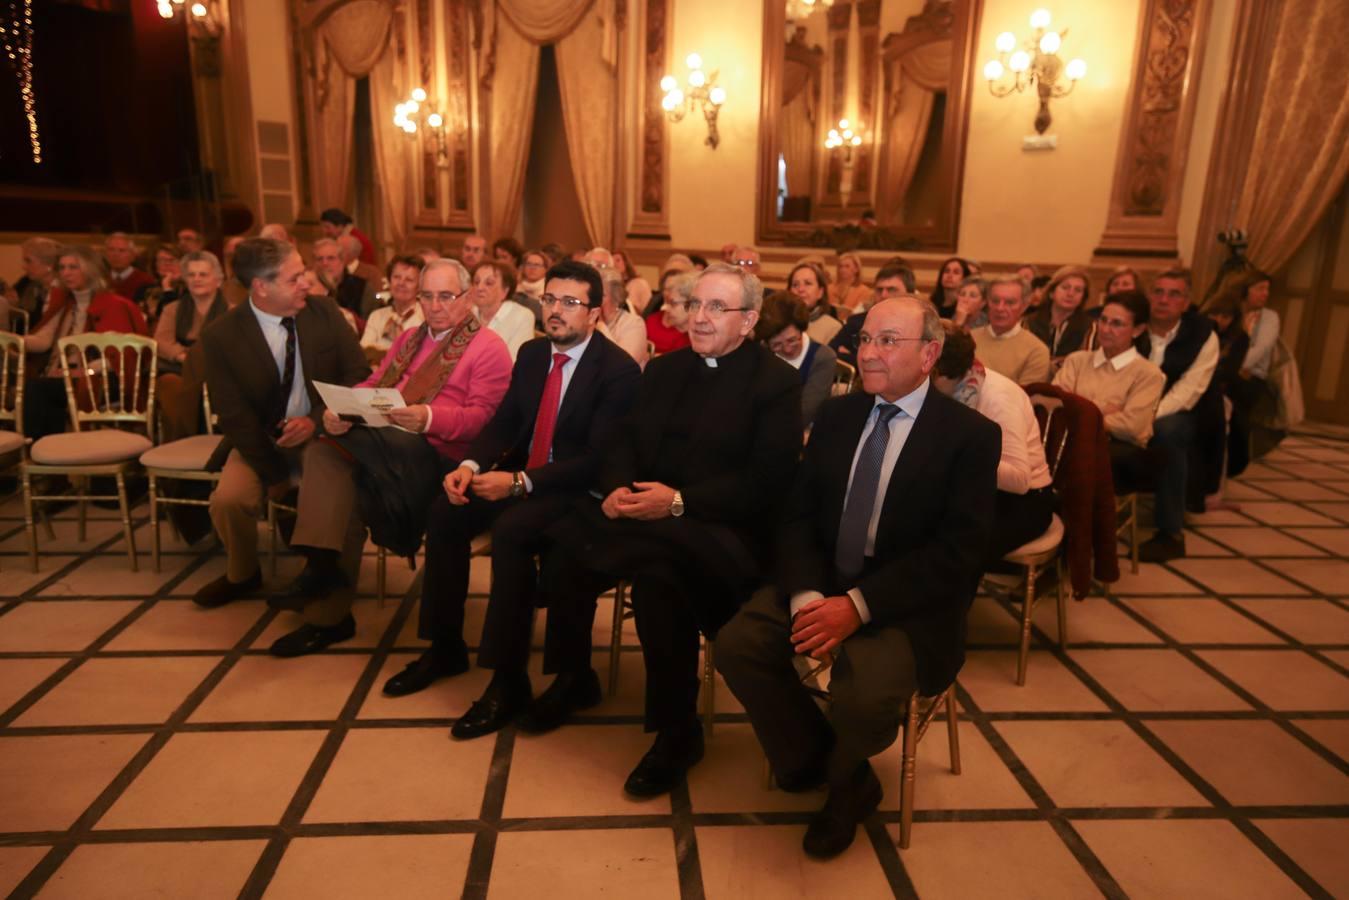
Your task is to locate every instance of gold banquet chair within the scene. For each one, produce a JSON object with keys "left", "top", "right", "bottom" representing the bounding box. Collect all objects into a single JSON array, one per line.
[
  {"left": 22, "top": 333, "right": 157, "bottom": 571},
  {"left": 831, "top": 359, "right": 858, "bottom": 396},
  {"left": 139, "top": 384, "right": 224, "bottom": 571},
  {"left": 0, "top": 333, "right": 31, "bottom": 559}
]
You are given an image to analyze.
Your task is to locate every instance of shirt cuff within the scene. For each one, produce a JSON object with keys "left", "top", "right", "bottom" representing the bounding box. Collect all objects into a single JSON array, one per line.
[
  {"left": 461, "top": 459, "right": 481, "bottom": 474},
  {"left": 522, "top": 472, "right": 534, "bottom": 493},
  {"left": 789, "top": 590, "right": 824, "bottom": 619},
  {"left": 847, "top": 587, "right": 872, "bottom": 625},
  {"left": 422, "top": 406, "right": 433, "bottom": 434}
]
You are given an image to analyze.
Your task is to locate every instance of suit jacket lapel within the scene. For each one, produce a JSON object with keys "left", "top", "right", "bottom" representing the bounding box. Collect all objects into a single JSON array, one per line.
[
  {"left": 238, "top": 304, "right": 282, "bottom": 393},
  {"left": 555, "top": 336, "right": 603, "bottom": 429},
  {"left": 294, "top": 305, "right": 321, "bottom": 385}
]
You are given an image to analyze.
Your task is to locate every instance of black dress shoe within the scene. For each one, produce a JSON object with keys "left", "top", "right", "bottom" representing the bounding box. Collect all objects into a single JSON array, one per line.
[
  {"left": 1138, "top": 531, "right": 1186, "bottom": 563},
  {"left": 193, "top": 569, "right": 262, "bottom": 609},
  {"left": 775, "top": 758, "right": 829, "bottom": 793},
  {"left": 803, "top": 763, "right": 883, "bottom": 859},
  {"left": 269, "top": 615, "right": 356, "bottom": 658},
  {"left": 267, "top": 565, "right": 346, "bottom": 613},
  {"left": 624, "top": 723, "right": 705, "bottom": 798},
  {"left": 517, "top": 668, "right": 602, "bottom": 734},
  {"left": 382, "top": 648, "right": 470, "bottom": 697},
  {"left": 450, "top": 675, "right": 531, "bottom": 740}
]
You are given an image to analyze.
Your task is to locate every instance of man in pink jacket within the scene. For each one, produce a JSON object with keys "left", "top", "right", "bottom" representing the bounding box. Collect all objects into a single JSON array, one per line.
[{"left": 269, "top": 258, "right": 512, "bottom": 657}]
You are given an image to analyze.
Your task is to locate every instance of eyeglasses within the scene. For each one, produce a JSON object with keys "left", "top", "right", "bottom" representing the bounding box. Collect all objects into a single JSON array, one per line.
[
  {"left": 685, "top": 298, "right": 751, "bottom": 316},
  {"left": 417, "top": 289, "right": 469, "bottom": 305},
  {"left": 733, "top": 259, "right": 759, "bottom": 268},
  {"left": 540, "top": 294, "right": 590, "bottom": 310},
  {"left": 856, "top": 332, "right": 927, "bottom": 350}
]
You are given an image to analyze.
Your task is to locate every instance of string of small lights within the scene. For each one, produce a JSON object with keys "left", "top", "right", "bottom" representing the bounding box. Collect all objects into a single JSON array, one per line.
[{"left": 1, "top": 0, "right": 40, "bottom": 164}]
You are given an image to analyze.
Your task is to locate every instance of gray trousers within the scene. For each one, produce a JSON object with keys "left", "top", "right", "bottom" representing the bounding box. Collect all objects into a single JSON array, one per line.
[{"left": 716, "top": 586, "right": 917, "bottom": 785}]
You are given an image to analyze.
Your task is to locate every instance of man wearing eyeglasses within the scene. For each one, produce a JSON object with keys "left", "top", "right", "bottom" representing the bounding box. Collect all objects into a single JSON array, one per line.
[
  {"left": 542, "top": 261, "right": 802, "bottom": 797},
  {"left": 264, "top": 258, "right": 512, "bottom": 657},
  {"left": 717, "top": 296, "right": 999, "bottom": 859},
  {"left": 384, "top": 260, "right": 641, "bottom": 740}
]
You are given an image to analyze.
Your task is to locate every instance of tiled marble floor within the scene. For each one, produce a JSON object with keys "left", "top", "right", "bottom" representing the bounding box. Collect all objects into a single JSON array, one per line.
[{"left": 1, "top": 436, "right": 1346, "bottom": 899}]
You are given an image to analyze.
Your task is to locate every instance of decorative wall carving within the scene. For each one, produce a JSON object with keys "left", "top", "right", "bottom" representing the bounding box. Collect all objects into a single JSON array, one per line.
[
  {"left": 447, "top": 0, "right": 471, "bottom": 212},
  {"left": 639, "top": 0, "right": 666, "bottom": 214},
  {"left": 416, "top": 0, "right": 436, "bottom": 210},
  {"left": 1124, "top": 0, "right": 1198, "bottom": 216}
]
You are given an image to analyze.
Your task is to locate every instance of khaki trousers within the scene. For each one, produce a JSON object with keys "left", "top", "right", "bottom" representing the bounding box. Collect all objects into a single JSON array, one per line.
[
  {"left": 208, "top": 449, "right": 279, "bottom": 584},
  {"left": 290, "top": 439, "right": 367, "bottom": 626}
]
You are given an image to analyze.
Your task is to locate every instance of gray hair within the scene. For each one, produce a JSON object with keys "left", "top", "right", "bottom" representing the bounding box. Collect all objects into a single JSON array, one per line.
[
  {"left": 104, "top": 231, "right": 138, "bottom": 253},
  {"left": 422, "top": 257, "right": 470, "bottom": 292},
  {"left": 232, "top": 237, "right": 293, "bottom": 288},
  {"left": 986, "top": 274, "right": 1027, "bottom": 303},
  {"left": 21, "top": 237, "right": 60, "bottom": 267},
  {"left": 57, "top": 244, "right": 110, "bottom": 293},
  {"left": 696, "top": 261, "right": 764, "bottom": 312},
  {"left": 337, "top": 234, "right": 362, "bottom": 262},
  {"left": 181, "top": 250, "right": 224, "bottom": 279},
  {"left": 312, "top": 238, "right": 340, "bottom": 256},
  {"left": 599, "top": 265, "right": 627, "bottom": 309}
]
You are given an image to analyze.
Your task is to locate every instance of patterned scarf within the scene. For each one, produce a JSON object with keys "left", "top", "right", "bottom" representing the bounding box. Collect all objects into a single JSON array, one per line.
[
  {"left": 376, "top": 316, "right": 481, "bottom": 404},
  {"left": 951, "top": 359, "right": 987, "bottom": 409}
]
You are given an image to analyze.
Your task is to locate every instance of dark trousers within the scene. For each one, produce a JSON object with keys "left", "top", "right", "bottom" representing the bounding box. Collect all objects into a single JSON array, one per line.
[
  {"left": 1149, "top": 411, "right": 1197, "bottom": 535},
  {"left": 1109, "top": 438, "right": 1157, "bottom": 496},
  {"left": 717, "top": 586, "right": 917, "bottom": 785},
  {"left": 23, "top": 377, "right": 68, "bottom": 442},
  {"left": 418, "top": 491, "right": 594, "bottom": 674},
  {"left": 985, "top": 486, "right": 1056, "bottom": 564}
]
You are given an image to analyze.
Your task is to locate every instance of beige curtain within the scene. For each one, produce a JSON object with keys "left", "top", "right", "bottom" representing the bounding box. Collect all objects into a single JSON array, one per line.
[
  {"left": 781, "top": 90, "right": 815, "bottom": 198},
  {"left": 1231, "top": 0, "right": 1349, "bottom": 275},
  {"left": 876, "top": 41, "right": 948, "bottom": 224},
  {"left": 488, "top": 17, "right": 542, "bottom": 239},
  {"left": 368, "top": 50, "right": 411, "bottom": 248},
  {"left": 555, "top": 3, "right": 618, "bottom": 246},
  {"left": 311, "top": 41, "right": 356, "bottom": 213},
  {"left": 497, "top": 0, "right": 596, "bottom": 42}
]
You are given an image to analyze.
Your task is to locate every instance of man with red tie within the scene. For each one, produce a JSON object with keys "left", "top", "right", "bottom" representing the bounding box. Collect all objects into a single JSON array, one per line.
[{"left": 381, "top": 260, "right": 641, "bottom": 738}]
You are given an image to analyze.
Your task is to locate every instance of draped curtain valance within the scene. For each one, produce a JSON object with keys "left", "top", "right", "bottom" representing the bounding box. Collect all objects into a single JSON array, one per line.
[
  {"left": 321, "top": 0, "right": 394, "bottom": 76},
  {"left": 497, "top": 0, "right": 597, "bottom": 43}
]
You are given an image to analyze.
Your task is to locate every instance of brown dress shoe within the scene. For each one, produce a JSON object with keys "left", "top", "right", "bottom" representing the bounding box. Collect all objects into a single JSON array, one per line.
[{"left": 192, "top": 569, "right": 262, "bottom": 609}]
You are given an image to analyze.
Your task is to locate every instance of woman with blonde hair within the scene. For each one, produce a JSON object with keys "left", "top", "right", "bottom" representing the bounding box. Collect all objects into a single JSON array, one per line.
[
  {"left": 1027, "top": 265, "right": 1094, "bottom": 363},
  {"left": 828, "top": 252, "right": 872, "bottom": 314}
]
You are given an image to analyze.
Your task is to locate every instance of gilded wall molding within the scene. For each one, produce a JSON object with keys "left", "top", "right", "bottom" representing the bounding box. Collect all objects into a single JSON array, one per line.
[{"left": 625, "top": 0, "right": 672, "bottom": 240}]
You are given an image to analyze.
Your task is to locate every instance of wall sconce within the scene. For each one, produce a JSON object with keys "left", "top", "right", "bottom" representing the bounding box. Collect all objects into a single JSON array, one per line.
[
  {"left": 785, "top": 0, "right": 833, "bottom": 21},
  {"left": 824, "top": 118, "right": 866, "bottom": 208},
  {"left": 661, "top": 53, "right": 726, "bottom": 149},
  {"left": 983, "top": 8, "right": 1085, "bottom": 135},
  {"left": 393, "top": 87, "right": 449, "bottom": 170},
  {"left": 157, "top": 0, "right": 220, "bottom": 36}
]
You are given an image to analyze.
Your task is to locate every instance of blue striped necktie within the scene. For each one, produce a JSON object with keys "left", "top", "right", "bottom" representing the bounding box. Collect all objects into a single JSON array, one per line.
[{"left": 835, "top": 404, "right": 902, "bottom": 579}]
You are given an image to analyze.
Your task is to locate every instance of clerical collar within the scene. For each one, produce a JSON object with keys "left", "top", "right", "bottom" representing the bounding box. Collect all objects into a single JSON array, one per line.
[{"left": 701, "top": 338, "right": 750, "bottom": 367}]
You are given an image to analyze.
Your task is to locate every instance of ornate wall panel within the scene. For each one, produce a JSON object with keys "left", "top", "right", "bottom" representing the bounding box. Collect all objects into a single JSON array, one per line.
[{"left": 625, "top": 0, "right": 672, "bottom": 240}]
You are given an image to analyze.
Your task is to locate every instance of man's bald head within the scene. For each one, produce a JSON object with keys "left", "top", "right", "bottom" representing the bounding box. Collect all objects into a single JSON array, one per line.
[{"left": 857, "top": 296, "right": 944, "bottom": 401}]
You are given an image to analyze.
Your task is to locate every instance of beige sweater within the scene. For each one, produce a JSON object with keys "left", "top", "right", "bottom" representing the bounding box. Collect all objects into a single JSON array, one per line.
[
  {"left": 1053, "top": 347, "right": 1166, "bottom": 446},
  {"left": 971, "top": 324, "right": 1051, "bottom": 386}
]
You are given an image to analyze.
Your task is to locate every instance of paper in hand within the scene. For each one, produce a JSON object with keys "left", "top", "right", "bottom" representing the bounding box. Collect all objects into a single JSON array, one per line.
[{"left": 313, "top": 381, "right": 407, "bottom": 427}]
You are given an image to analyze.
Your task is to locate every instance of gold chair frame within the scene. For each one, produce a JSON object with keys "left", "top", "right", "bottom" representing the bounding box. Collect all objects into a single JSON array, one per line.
[
  {"left": 609, "top": 579, "right": 717, "bottom": 734},
  {"left": 21, "top": 333, "right": 157, "bottom": 571},
  {"left": 0, "top": 333, "right": 33, "bottom": 568},
  {"left": 144, "top": 384, "right": 222, "bottom": 571},
  {"left": 1115, "top": 493, "right": 1139, "bottom": 574},
  {"left": 832, "top": 359, "right": 858, "bottom": 396}
]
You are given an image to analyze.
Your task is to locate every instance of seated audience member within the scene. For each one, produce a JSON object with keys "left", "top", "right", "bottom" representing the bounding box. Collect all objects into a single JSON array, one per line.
[
  {"left": 176, "top": 228, "right": 204, "bottom": 255},
  {"left": 757, "top": 294, "right": 837, "bottom": 428},
  {"left": 9, "top": 237, "right": 60, "bottom": 324},
  {"left": 221, "top": 237, "right": 249, "bottom": 307},
  {"left": 596, "top": 266, "right": 650, "bottom": 368},
  {"left": 1016, "top": 263, "right": 1039, "bottom": 285},
  {"left": 1136, "top": 268, "right": 1221, "bottom": 562},
  {"left": 318, "top": 207, "right": 376, "bottom": 264},
  {"left": 933, "top": 323, "right": 1054, "bottom": 564},
  {"left": 644, "top": 255, "right": 693, "bottom": 315},
  {"left": 103, "top": 233, "right": 154, "bottom": 302},
  {"left": 1204, "top": 292, "right": 1252, "bottom": 486},
  {"left": 546, "top": 262, "right": 802, "bottom": 797},
  {"left": 612, "top": 250, "right": 653, "bottom": 320},
  {"left": 645, "top": 270, "right": 693, "bottom": 354},
  {"left": 23, "top": 245, "right": 149, "bottom": 441},
  {"left": 1100, "top": 265, "right": 1141, "bottom": 307},
  {"left": 258, "top": 223, "right": 291, "bottom": 243},
  {"left": 788, "top": 261, "right": 843, "bottom": 345},
  {"left": 414, "top": 246, "right": 441, "bottom": 265},
  {"left": 930, "top": 256, "right": 972, "bottom": 318},
  {"left": 717, "top": 296, "right": 998, "bottom": 859},
  {"left": 414, "top": 263, "right": 642, "bottom": 733},
  {"left": 687, "top": 253, "right": 709, "bottom": 269},
  {"left": 313, "top": 238, "right": 378, "bottom": 320},
  {"left": 194, "top": 238, "right": 369, "bottom": 620},
  {"left": 1025, "top": 274, "right": 1051, "bottom": 316},
  {"left": 734, "top": 246, "right": 763, "bottom": 279},
  {"left": 360, "top": 255, "right": 426, "bottom": 363},
  {"left": 156, "top": 251, "right": 230, "bottom": 439},
  {"left": 1027, "top": 265, "right": 1095, "bottom": 364},
  {"left": 1238, "top": 270, "right": 1280, "bottom": 383},
  {"left": 1052, "top": 291, "right": 1165, "bottom": 493},
  {"left": 493, "top": 237, "right": 524, "bottom": 268},
  {"left": 966, "top": 259, "right": 983, "bottom": 277},
  {"left": 144, "top": 244, "right": 184, "bottom": 319},
  {"left": 460, "top": 234, "right": 488, "bottom": 269},
  {"left": 540, "top": 242, "right": 566, "bottom": 267},
  {"left": 583, "top": 247, "right": 614, "bottom": 270},
  {"left": 951, "top": 275, "right": 988, "bottom": 330},
  {"left": 339, "top": 234, "right": 384, "bottom": 291},
  {"left": 514, "top": 250, "right": 549, "bottom": 326},
  {"left": 471, "top": 260, "right": 534, "bottom": 360},
  {"left": 829, "top": 252, "right": 872, "bottom": 314},
  {"left": 720, "top": 242, "right": 738, "bottom": 264},
  {"left": 830, "top": 264, "right": 916, "bottom": 365},
  {"left": 971, "top": 276, "right": 1052, "bottom": 385}
]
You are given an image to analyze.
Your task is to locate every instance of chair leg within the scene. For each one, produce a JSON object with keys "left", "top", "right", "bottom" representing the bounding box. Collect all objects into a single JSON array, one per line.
[
  {"left": 899, "top": 694, "right": 920, "bottom": 850},
  {"left": 1129, "top": 496, "right": 1139, "bottom": 574},
  {"left": 608, "top": 581, "right": 627, "bottom": 696},
  {"left": 76, "top": 476, "right": 87, "bottom": 543},
  {"left": 22, "top": 470, "right": 37, "bottom": 573},
  {"left": 376, "top": 545, "right": 387, "bottom": 606},
  {"left": 1055, "top": 556, "right": 1068, "bottom": 648},
  {"left": 116, "top": 472, "right": 137, "bottom": 572},
  {"left": 1017, "top": 563, "right": 1037, "bottom": 686},
  {"left": 148, "top": 474, "right": 161, "bottom": 573},
  {"left": 945, "top": 687, "right": 961, "bottom": 775},
  {"left": 702, "top": 638, "right": 716, "bottom": 736},
  {"left": 267, "top": 502, "right": 278, "bottom": 578}
]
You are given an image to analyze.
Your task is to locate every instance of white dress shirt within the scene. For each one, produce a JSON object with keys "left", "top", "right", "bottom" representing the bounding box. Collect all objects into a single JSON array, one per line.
[
  {"left": 1148, "top": 322, "right": 1218, "bottom": 419},
  {"left": 782, "top": 337, "right": 812, "bottom": 370},
  {"left": 250, "top": 300, "right": 309, "bottom": 419},
  {"left": 360, "top": 303, "right": 425, "bottom": 351},
  {"left": 790, "top": 379, "right": 931, "bottom": 625},
  {"left": 482, "top": 301, "right": 536, "bottom": 361},
  {"left": 1242, "top": 307, "right": 1281, "bottom": 378},
  {"left": 973, "top": 368, "right": 1053, "bottom": 494}
]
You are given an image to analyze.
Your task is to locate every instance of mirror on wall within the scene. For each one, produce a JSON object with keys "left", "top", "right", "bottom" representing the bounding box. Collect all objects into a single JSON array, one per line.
[{"left": 758, "top": 0, "right": 979, "bottom": 251}]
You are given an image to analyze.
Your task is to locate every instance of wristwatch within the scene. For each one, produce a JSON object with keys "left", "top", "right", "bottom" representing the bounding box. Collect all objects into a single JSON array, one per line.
[
  {"left": 510, "top": 471, "right": 526, "bottom": 498},
  {"left": 670, "top": 490, "right": 685, "bottom": 518}
]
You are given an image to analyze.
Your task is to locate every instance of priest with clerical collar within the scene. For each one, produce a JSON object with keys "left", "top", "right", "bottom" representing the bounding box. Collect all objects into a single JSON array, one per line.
[
  {"left": 543, "top": 261, "right": 803, "bottom": 799},
  {"left": 267, "top": 257, "right": 512, "bottom": 658}
]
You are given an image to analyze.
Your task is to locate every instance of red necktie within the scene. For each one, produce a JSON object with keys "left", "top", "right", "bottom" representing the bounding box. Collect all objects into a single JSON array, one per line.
[{"left": 528, "top": 353, "right": 570, "bottom": 469}]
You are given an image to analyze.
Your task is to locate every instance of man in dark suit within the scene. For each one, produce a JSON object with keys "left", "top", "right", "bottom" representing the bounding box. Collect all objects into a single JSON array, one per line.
[
  {"left": 543, "top": 262, "right": 803, "bottom": 797},
  {"left": 194, "top": 239, "right": 371, "bottom": 654},
  {"left": 717, "top": 296, "right": 1000, "bottom": 859},
  {"left": 381, "top": 261, "right": 641, "bottom": 728},
  {"left": 314, "top": 238, "right": 378, "bottom": 320}
]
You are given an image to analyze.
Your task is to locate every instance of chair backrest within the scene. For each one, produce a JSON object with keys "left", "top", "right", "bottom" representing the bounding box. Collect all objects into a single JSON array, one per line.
[
  {"left": 1031, "top": 394, "right": 1069, "bottom": 480},
  {"left": 832, "top": 359, "right": 857, "bottom": 396},
  {"left": 0, "top": 331, "right": 24, "bottom": 435},
  {"left": 7, "top": 308, "right": 30, "bottom": 336},
  {"left": 202, "top": 382, "right": 218, "bottom": 435},
  {"left": 56, "top": 333, "right": 157, "bottom": 438}
]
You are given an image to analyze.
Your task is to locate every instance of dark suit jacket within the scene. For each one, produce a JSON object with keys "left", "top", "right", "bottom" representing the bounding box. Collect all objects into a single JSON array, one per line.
[
  {"left": 334, "top": 272, "right": 378, "bottom": 319},
  {"left": 467, "top": 331, "right": 641, "bottom": 495},
  {"left": 778, "top": 387, "right": 1000, "bottom": 695},
  {"left": 203, "top": 295, "right": 370, "bottom": 486}
]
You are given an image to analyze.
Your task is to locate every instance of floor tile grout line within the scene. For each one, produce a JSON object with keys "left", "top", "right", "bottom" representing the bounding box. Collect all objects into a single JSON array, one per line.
[
  {"left": 1229, "top": 817, "right": 1337, "bottom": 900},
  {"left": 461, "top": 728, "right": 517, "bottom": 900},
  {"left": 669, "top": 780, "right": 707, "bottom": 900},
  {"left": 862, "top": 818, "right": 918, "bottom": 899}
]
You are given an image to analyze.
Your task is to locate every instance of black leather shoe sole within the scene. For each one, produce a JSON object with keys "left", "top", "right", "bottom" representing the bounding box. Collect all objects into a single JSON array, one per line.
[
  {"left": 269, "top": 616, "right": 356, "bottom": 658},
  {"left": 382, "top": 654, "right": 470, "bottom": 697},
  {"left": 516, "top": 670, "right": 603, "bottom": 734},
  {"left": 192, "top": 570, "right": 262, "bottom": 609}
]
